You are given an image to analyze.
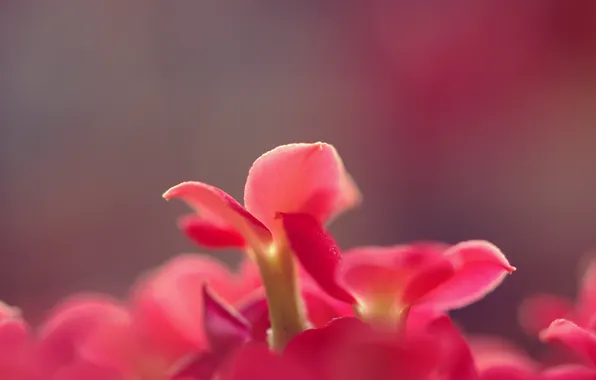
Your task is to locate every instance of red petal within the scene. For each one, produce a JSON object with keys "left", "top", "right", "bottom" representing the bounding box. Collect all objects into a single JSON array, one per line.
[
  {"left": 171, "top": 287, "right": 251, "bottom": 380},
  {"left": 541, "top": 319, "right": 596, "bottom": 366},
  {"left": 178, "top": 214, "right": 246, "bottom": 248},
  {"left": 280, "top": 212, "right": 355, "bottom": 304},
  {"left": 244, "top": 142, "right": 360, "bottom": 231},
  {"left": 419, "top": 240, "right": 515, "bottom": 310},
  {"left": 221, "top": 343, "right": 311, "bottom": 380},
  {"left": 518, "top": 295, "right": 575, "bottom": 336},
  {"left": 202, "top": 286, "right": 251, "bottom": 354},
  {"left": 164, "top": 182, "right": 272, "bottom": 250}
]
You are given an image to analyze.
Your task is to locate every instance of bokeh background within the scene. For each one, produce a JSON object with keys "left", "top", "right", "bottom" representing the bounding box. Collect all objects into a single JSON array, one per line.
[{"left": 2, "top": 1, "right": 596, "bottom": 353}]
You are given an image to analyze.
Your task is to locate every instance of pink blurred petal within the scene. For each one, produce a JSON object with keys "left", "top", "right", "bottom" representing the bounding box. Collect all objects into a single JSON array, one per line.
[
  {"left": 171, "top": 287, "right": 251, "bottom": 380},
  {"left": 164, "top": 182, "right": 272, "bottom": 250},
  {"left": 519, "top": 295, "right": 576, "bottom": 336},
  {"left": 178, "top": 214, "right": 246, "bottom": 248},
  {"left": 244, "top": 142, "right": 360, "bottom": 230},
  {"left": 130, "top": 255, "right": 239, "bottom": 360},
  {"left": 541, "top": 319, "right": 596, "bottom": 365},
  {"left": 578, "top": 260, "right": 596, "bottom": 324},
  {"left": 420, "top": 240, "right": 515, "bottom": 310},
  {"left": 541, "top": 365, "right": 596, "bottom": 380},
  {"left": 36, "top": 295, "right": 131, "bottom": 375},
  {"left": 468, "top": 335, "right": 537, "bottom": 373},
  {"left": 280, "top": 212, "right": 355, "bottom": 304}
]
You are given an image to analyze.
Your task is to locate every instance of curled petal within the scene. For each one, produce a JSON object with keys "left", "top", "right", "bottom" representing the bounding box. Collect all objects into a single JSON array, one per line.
[
  {"left": 280, "top": 212, "right": 355, "bottom": 304},
  {"left": 541, "top": 319, "right": 596, "bottom": 365},
  {"left": 244, "top": 142, "right": 360, "bottom": 230},
  {"left": 519, "top": 295, "right": 575, "bottom": 336},
  {"left": 164, "top": 182, "right": 272, "bottom": 250},
  {"left": 171, "top": 287, "right": 251, "bottom": 380},
  {"left": 179, "top": 214, "right": 246, "bottom": 249},
  {"left": 420, "top": 241, "right": 515, "bottom": 310},
  {"left": 202, "top": 286, "right": 251, "bottom": 354},
  {"left": 340, "top": 244, "right": 455, "bottom": 308}
]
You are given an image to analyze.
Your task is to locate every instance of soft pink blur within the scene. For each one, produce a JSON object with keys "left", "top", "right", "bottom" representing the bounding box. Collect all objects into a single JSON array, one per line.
[{"left": 1, "top": 0, "right": 596, "bottom": 350}]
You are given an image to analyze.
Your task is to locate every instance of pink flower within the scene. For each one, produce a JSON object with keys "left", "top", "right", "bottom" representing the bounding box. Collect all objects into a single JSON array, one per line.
[
  {"left": 34, "top": 295, "right": 140, "bottom": 380},
  {"left": 0, "top": 302, "right": 35, "bottom": 380},
  {"left": 520, "top": 259, "right": 596, "bottom": 335},
  {"left": 163, "top": 142, "right": 360, "bottom": 349},
  {"left": 468, "top": 335, "right": 596, "bottom": 380},
  {"left": 221, "top": 314, "right": 478, "bottom": 380},
  {"left": 281, "top": 211, "right": 514, "bottom": 327},
  {"left": 540, "top": 319, "right": 596, "bottom": 369},
  {"left": 130, "top": 255, "right": 258, "bottom": 360},
  {"left": 163, "top": 142, "right": 359, "bottom": 257}
]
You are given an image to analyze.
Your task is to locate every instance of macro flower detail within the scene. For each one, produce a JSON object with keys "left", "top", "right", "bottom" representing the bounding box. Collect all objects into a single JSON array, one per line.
[
  {"left": 6, "top": 141, "right": 596, "bottom": 379},
  {"left": 163, "top": 142, "right": 360, "bottom": 349}
]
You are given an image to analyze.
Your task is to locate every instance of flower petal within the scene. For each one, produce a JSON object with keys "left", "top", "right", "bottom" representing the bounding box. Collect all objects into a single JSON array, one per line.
[
  {"left": 164, "top": 182, "right": 272, "bottom": 250},
  {"left": 518, "top": 295, "right": 575, "bottom": 336},
  {"left": 419, "top": 240, "right": 515, "bottom": 310},
  {"left": 340, "top": 244, "right": 456, "bottom": 308},
  {"left": 36, "top": 294, "right": 131, "bottom": 375},
  {"left": 577, "top": 259, "right": 596, "bottom": 325},
  {"left": 542, "top": 365, "right": 596, "bottom": 380},
  {"left": 280, "top": 212, "right": 355, "bottom": 304},
  {"left": 221, "top": 343, "right": 311, "bottom": 380},
  {"left": 130, "top": 255, "right": 238, "bottom": 359},
  {"left": 202, "top": 285, "right": 251, "bottom": 354},
  {"left": 171, "top": 286, "right": 251, "bottom": 380},
  {"left": 541, "top": 319, "right": 596, "bottom": 366},
  {"left": 244, "top": 142, "right": 360, "bottom": 230},
  {"left": 178, "top": 214, "right": 246, "bottom": 249}
]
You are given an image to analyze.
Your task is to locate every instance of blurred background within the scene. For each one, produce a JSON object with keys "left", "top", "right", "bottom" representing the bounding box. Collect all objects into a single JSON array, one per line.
[{"left": 2, "top": 0, "right": 596, "bottom": 352}]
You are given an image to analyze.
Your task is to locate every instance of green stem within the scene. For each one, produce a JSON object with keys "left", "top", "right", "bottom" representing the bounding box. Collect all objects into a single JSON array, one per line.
[{"left": 254, "top": 244, "right": 309, "bottom": 351}]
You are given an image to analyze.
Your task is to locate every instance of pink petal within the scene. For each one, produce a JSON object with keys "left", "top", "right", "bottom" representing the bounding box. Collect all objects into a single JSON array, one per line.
[
  {"left": 36, "top": 294, "right": 131, "bottom": 375},
  {"left": 467, "top": 335, "right": 537, "bottom": 373},
  {"left": 541, "top": 319, "right": 596, "bottom": 365},
  {"left": 578, "top": 259, "right": 596, "bottom": 324},
  {"left": 419, "top": 240, "right": 515, "bottom": 310},
  {"left": 244, "top": 142, "right": 360, "bottom": 231},
  {"left": 164, "top": 182, "right": 272, "bottom": 250},
  {"left": 171, "top": 286, "right": 251, "bottom": 380},
  {"left": 280, "top": 212, "right": 355, "bottom": 304},
  {"left": 541, "top": 365, "right": 596, "bottom": 380},
  {"left": 130, "top": 255, "right": 238, "bottom": 360},
  {"left": 519, "top": 295, "right": 576, "bottom": 336},
  {"left": 178, "top": 214, "right": 246, "bottom": 248},
  {"left": 340, "top": 244, "right": 455, "bottom": 307}
]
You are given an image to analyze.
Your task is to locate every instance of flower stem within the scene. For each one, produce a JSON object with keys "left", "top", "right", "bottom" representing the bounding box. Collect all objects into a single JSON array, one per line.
[{"left": 254, "top": 243, "right": 309, "bottom": 351}]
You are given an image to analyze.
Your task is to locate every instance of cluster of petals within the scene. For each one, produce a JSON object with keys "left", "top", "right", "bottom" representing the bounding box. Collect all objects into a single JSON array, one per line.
[{"left": 2, "top": 142, "right": 595, "bottom": 379}]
